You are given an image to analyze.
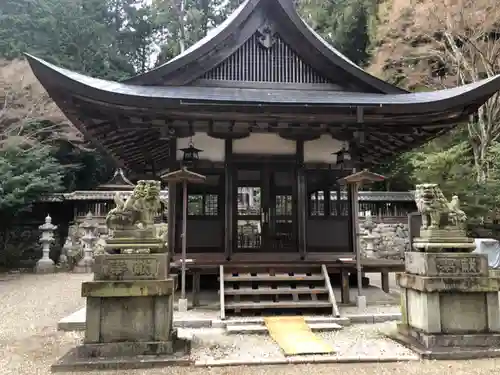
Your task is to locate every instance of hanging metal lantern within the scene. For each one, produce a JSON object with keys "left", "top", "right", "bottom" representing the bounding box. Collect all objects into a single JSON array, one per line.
[
  {"left": 333, "top": 147, "right": 351, "bottom": 169},
  {"left": 180, "top": 141, "right": 203, "bottom": 166}
]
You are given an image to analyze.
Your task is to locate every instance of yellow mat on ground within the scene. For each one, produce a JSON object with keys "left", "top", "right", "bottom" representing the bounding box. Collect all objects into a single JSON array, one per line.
[{"left": 264, "top": 316, "right": 335, "bottom": 356}]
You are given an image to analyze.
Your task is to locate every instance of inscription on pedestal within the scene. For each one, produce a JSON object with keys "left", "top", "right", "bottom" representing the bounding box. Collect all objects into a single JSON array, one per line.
[
  {"left": 132, "top": 259, "right": 157, "bottom": 277},
  {"left": 94, "top": 254, "right": 167, "bottom": 280},
  {"left": 404, "top": 252, "right": 488, "bottom": 277},
  {"left": 435, "top": 257, "right": 479, "bottom": 275},
  {"left": 106, "top": 260, "right": 128, "bottom": 278}
]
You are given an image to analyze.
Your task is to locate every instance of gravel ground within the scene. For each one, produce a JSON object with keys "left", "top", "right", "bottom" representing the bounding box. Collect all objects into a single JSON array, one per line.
[
  {"left": 0, "top": 272, "right": 91, "bottom": 375},
  {"left": 184, "top": 322, "right": 414, "bottom": 363},
  {"left": 1, "top": 272, "right": 500, "bottom": 375}
]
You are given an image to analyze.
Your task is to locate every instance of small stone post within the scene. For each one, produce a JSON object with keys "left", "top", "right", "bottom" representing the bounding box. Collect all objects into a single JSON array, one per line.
[
  {"left": 36, "top": 215, "right": 57, "bottom": 273},
  {"left": 74, "top": 212, "right": 97, "bottom": 273},
  {"left": 59, "top": 236, "right": 71, "bottom": 269}
]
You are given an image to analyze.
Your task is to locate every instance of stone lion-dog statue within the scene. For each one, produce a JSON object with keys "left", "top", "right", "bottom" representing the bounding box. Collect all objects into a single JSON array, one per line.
[
  {"left": 414, "top": 183, "right": 466, "bottom": 230},
  {"left": 105, "top": 180, "right": 162, "bottom": 231}
]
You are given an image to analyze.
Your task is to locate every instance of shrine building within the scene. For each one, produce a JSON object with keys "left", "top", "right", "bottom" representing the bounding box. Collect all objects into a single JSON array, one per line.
[{"left": 27, "top": 0, "right": 500, "bottom": 312}]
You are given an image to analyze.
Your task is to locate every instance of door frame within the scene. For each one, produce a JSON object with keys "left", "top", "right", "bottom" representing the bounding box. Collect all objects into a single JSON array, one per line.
[{"left": 232, "top": 160, "right": 297, "bottom": 253}]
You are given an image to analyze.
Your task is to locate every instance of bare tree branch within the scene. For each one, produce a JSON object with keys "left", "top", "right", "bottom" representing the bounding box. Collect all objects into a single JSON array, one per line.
[
  {"left": 421, "top": 0, "right": 500, "bottom": 182},
  {"left": 0, "top": 58, "right": 84, "bottom": 150}
]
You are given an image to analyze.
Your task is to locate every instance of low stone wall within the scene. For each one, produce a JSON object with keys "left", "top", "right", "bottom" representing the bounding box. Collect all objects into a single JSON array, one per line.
[{"left": 360, "top": 222, "right": 409, "bottom": 260}]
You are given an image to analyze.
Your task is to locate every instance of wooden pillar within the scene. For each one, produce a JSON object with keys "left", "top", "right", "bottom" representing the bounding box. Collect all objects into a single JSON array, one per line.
[
  {"left": 167, "top": 138, "right": 177, "bottom": 259},
  {"left": 336, "top": 183, "right": 342, "bottom": 216},
  {"left": 349, "top": 182, "right": 363, "bottom": 297},
  {"left": 292, "top": 159, "right": 299, "bottom": 248},
  {"left": 324, "top": 170, "right": 331, "bottom": 216},
  {"left": 296, "top": 140, "right": 307, "bottom": 259},
  {"left": 224, "top": 140, "right": 234, "bottom": 260},
  {"left": 347, "top": 183, "right": 354, "bottom": 254}
]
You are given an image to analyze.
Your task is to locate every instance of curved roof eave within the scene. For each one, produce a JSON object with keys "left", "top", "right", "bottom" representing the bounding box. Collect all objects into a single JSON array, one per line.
[{"left": 26, "top": 54, "right": 500, "bottom": 114}]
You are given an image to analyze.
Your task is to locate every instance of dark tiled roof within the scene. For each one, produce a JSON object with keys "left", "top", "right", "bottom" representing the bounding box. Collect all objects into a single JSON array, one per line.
[{"left": 26, "top": 54, "right": 500, "bottom": 111}]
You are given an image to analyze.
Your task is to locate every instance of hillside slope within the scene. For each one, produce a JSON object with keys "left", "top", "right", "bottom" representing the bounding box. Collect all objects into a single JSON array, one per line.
[
  {"left": 0, "top": 59, "right": 81, "bottom": 143},
  {"left": 368, "top": 0, "right": 499, "bottom": 91}
]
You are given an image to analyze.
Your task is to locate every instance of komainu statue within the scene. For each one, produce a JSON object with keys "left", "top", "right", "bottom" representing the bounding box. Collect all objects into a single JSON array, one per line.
[
  {"left": 105, "top": 180, "right": 162, "bottom": 231},
  {"left": 415, "top": 183, "right": 467, "bottom": 230}
]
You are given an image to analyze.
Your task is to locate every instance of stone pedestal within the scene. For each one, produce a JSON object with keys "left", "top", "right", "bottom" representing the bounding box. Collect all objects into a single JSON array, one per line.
[
  {"left": 412, "top": 228, "right": 476, "bottom": 252},
  {"left": 105, "top": 229, "right": 165, "bottom": 254},
  {"left": 81, "top": 253, "right": 182, "bottom": 355},
  {"left": 386, "top": 183, "right": 500, "bottom": 358},
  {"left": 52, "top": 180, "right": 191, "bottom": 370},
  {"left": 395, "top": 251, "right": 500, "bottom": 358},
  {"left": 53, "top": 249, "right": 189, "bottom": 370}
]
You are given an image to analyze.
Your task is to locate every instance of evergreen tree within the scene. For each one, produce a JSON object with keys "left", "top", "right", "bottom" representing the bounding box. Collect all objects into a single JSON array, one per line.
[
  {"left": 0, "top": 0, "right": 166, "bottom": 79},
  {"left": 298, "top": 0, "right": 373, "bottom": 65},
  {"left": 0, "top": 142, "right": 66, "bottom": 214}
]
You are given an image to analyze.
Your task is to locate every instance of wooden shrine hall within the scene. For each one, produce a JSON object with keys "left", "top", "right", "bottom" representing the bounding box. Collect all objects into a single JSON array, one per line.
[{"left": 27, "top": 0, "right": 500, "bottom": 312}]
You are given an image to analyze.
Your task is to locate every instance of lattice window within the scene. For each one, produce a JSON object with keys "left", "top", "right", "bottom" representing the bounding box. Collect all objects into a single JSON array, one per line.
[
  {"left": 275, "top": 195, "right": 292, "bottom": 216},
  {"left": 188, "top": 194, "right": 218, "bottom": 216},
  {"left": 330, "top": 190, "right": 349, "bottom": 216},
  {"left": 309, "top": 191, "right": 325, "bottom": 216},
  {"left": 204, "top": 194, "right": 218, "bottom": 216}
]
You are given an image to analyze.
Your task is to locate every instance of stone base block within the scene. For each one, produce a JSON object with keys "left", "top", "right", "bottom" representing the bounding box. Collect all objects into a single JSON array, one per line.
[
  {"left": 51, "top": 338, "right": 191, "bottom": 372},
  {"left": 84, "top": 292, "right": 175, "bottom": 344},
  {"left": 35, "top": 263, "right": 56, "bottom": 274},
  {"left": 404, "top": 252, "right": 488, "bottom": 277},
  {"left": 78, "top": 335, "right": 189, "bottom": 357},
  {"left": 36, "top": 258, "right": 56, "bottom": 274},
  {"left": 387, "top": 325, "right": 500, "bottom": 360},
  {"left": 413, "top": 228, "right": 475, "bottom": 253},
  {"left": 74, "top": 257, "right": 94, "bottom": 274},
  {"left": 400, "top": 283, "right": 500, "bottom": 334},
  {"left": 73, "top": 265, "right": 93, "bottom": 274},
  {"left": 399, "top": 323, "right": 500, "bottom": 348}
]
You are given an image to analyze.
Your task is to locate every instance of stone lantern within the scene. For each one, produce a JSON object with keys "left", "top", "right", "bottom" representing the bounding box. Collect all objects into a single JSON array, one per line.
[
  {"left": 362, "top": 212, "right": 377, "bottom": 258},
  {"left": 36, "top": 214, "right": 57, "bottom": 273},
  {"left": 74, "top": 212, "right": 97, "bottom": 273}
]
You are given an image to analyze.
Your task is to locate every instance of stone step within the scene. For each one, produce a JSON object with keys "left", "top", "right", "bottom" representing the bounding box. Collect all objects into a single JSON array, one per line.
[
  {"left": 224, "top": 286, "right": 328, "bottom": 295},
  {"left": 224, "top": 315, "right": 350, "bottom": 327},
  {"left": 226, "top": 322, "right": 343, "bottom": 334},
  {"left": 224, "top": 273, "right": 325, "bottom": 282},
  {"left": 225, "top": 300, "right": 332, "bottom": 310}
]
